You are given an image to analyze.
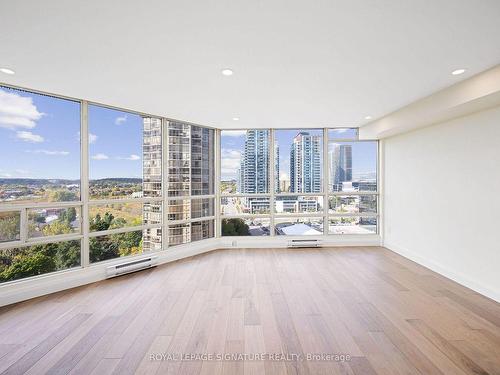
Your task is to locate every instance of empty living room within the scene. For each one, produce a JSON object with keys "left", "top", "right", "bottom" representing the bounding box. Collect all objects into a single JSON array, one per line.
[{"left": 1, "top": 1, "right": 499, "bottom": 374}]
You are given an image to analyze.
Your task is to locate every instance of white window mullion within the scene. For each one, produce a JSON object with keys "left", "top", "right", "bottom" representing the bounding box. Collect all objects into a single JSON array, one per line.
[
  {"left": 162, "top": 118, "right": 169, "bottom": 250},
  {"left": 323, "top": 127, "right": 329, "bottom": 236},
  {"left": 81, "top": 100, "right": 90, "bottom": 267},
  {"left": 270, "top": 129, "right": 275, "bottom": 236},
  {"left": 215, "top": 129, "right": 221, "bottom": 238}
]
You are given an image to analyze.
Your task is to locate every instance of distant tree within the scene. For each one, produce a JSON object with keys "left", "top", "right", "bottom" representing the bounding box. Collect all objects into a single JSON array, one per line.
[
  {"left": 90, "top": 213, "right": 114, "bottom": 232},
  {"left": 42, "top": 221, "right": 73, "bottom": 236},
  {"left": 221, "top": 218, "right": 249, "bottom": 236},
  {"left": 59, "top": 207, "right": 77, "bottom": 224},
  {"left": 49, "top": 190, "right": 77, "bottom": 202},
  {"left": 0, "top": 244, "right": 58, "bottom": 282},
  {"left": 0, "top": 215, "right": 20, "bottom": 241},
  {"left": 90, "top": 237, "right": 119, "bottom": 263}
]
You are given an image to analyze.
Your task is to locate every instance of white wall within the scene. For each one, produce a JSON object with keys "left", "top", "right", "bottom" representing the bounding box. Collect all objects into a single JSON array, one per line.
[{"left": 383, "top": 105, "right": 500, "bottom": 302}]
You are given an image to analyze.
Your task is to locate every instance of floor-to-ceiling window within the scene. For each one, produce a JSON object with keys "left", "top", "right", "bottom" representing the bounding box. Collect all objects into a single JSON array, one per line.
[
  {"left": 0, "top": 85, "right": 216, "bottom": 284},
  {"left": 0, "top": 83, "right": 378, "bottom": 286},
  {"left": 167, "top": 122, "right": 215, "bottom": 245},
  {"left": 327, "top": 129, "right": 378, "bottom": 234},
  {"left": 220, "top": 130, "right": 271, "bottom": 236},
  {"left": 218, "top": 128, "right": 378, "bottom": 236},
  {"left": 87, "top": 104, "right": 164, "bottom": 263},
  {"left": 0, "top": 86, "right": 82, "bottom": 282}
]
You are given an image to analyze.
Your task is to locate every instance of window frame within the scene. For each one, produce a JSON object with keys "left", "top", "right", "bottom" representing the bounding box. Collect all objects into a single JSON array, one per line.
[{"left": 0, "top": 83, "right": 380, "bottom": 286}]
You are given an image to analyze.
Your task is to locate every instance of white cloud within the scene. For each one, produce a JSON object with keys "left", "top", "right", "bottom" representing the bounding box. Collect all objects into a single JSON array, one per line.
[
  {"left": 16, "top": 131, "right": 44, "bottom": 143},
  {"left": 28, "top": 149, "right": 69, "bottom": 156},
  {"left": 0, "top": 89, "right": 44, "bottom": 130},
  {"left": 280, "top": 172, "right": 289, "bottom": 180},
  {"left": 91, "top": 153, "right": 109, "bottom": 160},
  {"left": 89, "top": 133, "right": 98, "bottom": 144},
  {"left": 116, "top": 154, "right": 141, "bottom": 161},
  {"left": 0, "top": 172, "right": 12, "bottom": 178},
  {"left": 14, "top": 169, "right": 30, "bottom": 175},
  {"left": 115, "top": 115, "right": 127, "bottom": 125},
  {"left": 221, "top": 149, "right": 241, "bottom": 174},
  {"left": 222, "top": 130, "right": 246, "bottom": 137}
]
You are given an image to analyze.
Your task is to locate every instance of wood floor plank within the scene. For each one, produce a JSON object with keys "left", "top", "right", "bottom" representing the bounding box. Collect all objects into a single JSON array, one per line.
[
  {"left": 0, "top": 247, "right": 499, "bottom": 375},
  {"left": 407, "top": 319, "right": 489, "bottom": 375},
  {"left": 1, "top": 313, "right": 91, "bottom": 375}
]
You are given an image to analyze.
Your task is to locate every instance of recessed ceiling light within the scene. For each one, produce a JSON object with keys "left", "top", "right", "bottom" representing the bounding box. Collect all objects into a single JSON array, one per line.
[
  {"left": 0, "top": 67, "right": 15, "bottom": 75},
  {"left": 452, "top": 69, "right": 466, "bottom": 75},
  {"left": 364, "top": 115, "right": 372, "bottom": 120},
  {"left": 232, "top": 117, "right": 240, "bottom": 121},
  {"left": 222, "top": 69, "right": 233, "bottom": 76}
]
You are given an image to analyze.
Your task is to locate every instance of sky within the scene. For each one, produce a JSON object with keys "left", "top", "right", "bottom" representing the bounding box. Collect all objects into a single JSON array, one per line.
[
  {"left": 221, "top": 129, "right": 377, "bottom": 182},
  {"left": 0, "top": 86, "right": 142, "bottom": 180},
  {"left": 0, "top": 85, "right": 376, "bottom": 182}
]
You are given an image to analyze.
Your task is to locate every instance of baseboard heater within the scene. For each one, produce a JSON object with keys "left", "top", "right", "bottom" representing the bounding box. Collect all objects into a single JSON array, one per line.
[
  {"left": 106, "top": 256, "right": 158, "bottom": 278},
  {"left": 287, "top": 239, "right": 322, "bottom": 248}
]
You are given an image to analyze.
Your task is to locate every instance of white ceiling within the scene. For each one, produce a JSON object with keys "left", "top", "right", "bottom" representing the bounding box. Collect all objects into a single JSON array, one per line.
[{"left": 1, "top": 0, "right": 500, "bottom": 129}]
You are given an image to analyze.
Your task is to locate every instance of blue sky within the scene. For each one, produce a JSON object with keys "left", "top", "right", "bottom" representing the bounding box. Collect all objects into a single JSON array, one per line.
[
  {"left": 0, "top": 86, "right": 142, "bottom": 180},
  {"left": 221, "top": 130, "right": 377, "bottom": 182}
]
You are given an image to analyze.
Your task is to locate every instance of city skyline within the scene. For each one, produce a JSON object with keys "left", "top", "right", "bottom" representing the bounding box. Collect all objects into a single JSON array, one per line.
[{"left": 221, "top": 130, "right": 377, "bottom": 186}]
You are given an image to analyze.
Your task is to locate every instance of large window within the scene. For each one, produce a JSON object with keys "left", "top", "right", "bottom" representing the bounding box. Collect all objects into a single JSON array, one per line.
[
  {"left": 220, "top": 130, "right": 271, "bottom": 236},
  {"left": 0, "top": 86, "right": 82, "bottom": 283},
  {"left": 88, "top": 105, "right": 163, "bottom": 260},
  {"left": 1, "top": 83, "right": 378, "bottom": 286},
  {"left": 167, "top": 122, "right": 216, "bottom": 245},
  {"left": 219, "top": 128, "right": 378, "bottom": 236},
  {"left": 328, "top": 129, "right": 378, "bottom": 234}
]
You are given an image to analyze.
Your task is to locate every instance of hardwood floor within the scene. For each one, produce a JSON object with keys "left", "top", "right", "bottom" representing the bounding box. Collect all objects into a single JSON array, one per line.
[{"left": 0, "top": 246, "right": 499, "bottom": 375}]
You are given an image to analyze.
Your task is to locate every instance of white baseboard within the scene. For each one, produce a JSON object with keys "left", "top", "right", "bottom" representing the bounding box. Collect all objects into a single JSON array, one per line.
[
  {"left": 219, "top": 234, "right": 381, "bottom": 249},
  {"left": 384, "top": 241, "right": 500, "bottom": 303}
]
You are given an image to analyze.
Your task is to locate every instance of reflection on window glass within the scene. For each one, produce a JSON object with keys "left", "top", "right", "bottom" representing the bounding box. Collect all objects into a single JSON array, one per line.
[
  {"left": 221, "top": 196, "right": 270, "bottom": 215},
  {"left": 0, "top": 211, "right": 20, "bottom": 243},
  {"left": 221, "top": 218, "right": 270, "bottom": 236},
  {"left": 191, "top": 220, "right": 214, "bottom": 242},
  {"left": 143, "top": 227, "right": 162, "bottom": 252},
  {"left": 220, "top": 130, "right": 270, "bottom": 194},
  {"left": 274, "top": 130, "right": 322, "bottom": 193},
  {"left": 143, "top": 118, "right": 163, "bottom": 198},
  {"left": 89, "top": 105, "right": 147, "bottom": 200},
  {"left": 89, "top": 203, "right": 142, "bottom": 232},
  {"left": 328, "top": 195, "right": 377, "bottom": 214},
  {"left": 275, "top": 217, "right": 323, "bottom": 235},
  {"left": 328, "top": 141, "right": 377, "bottom": 192},
  {"left": 168, "top": 223, "right": 191, "bottom": 246},
  {"left": 0, "top": 240, "right": 81, "bottom": 283},
  {"left": 191, "top": 198, "right": 214, "bottom": 219},
  {"left": 328, "top": 128, "right": 358, "bottom": 139},
  {"left": 191, "top": 126, "right": 215, "bottom": 195},
  {"left": 275, "top": 196, "right": 323, "bottom": 214},
  {"left": 0, "top": 86, "right": 81, "bottom": 203},
  {"left": 28, "top": 207, "right": 80, "bottom": 238},
  {"left": 329, "top": 217, "right": 377, "bottom": 235},
  {"left": 90, "top": 230, "right": 143, "bottom": 263},
  {"left": 168, "top": 122, "right": 190, "bottom": 197},
  {"left": 167, "top": 199, "right": 191, "bottom": 221}
]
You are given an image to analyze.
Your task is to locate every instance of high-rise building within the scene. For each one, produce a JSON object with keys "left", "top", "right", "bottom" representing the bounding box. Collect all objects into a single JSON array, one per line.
[
  {"left": 142, "top": 117, "right": 162, "bottom": 251},
  {"left": 290, "top": 132, "right": 321, "bottom": 193},
  {"left": 191, "top": 126, "right": 214, "bottom": 195},
  {"left": 329, "top": 144, "right": 352, "bottom": 191},
  {"left": 238, "top": 130, "right": 270, "bottom": 194}
]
